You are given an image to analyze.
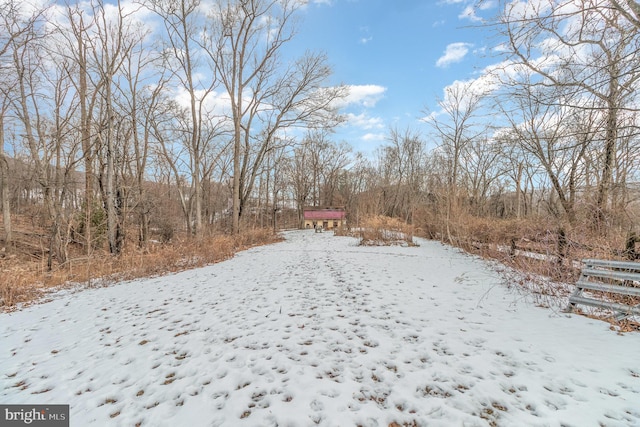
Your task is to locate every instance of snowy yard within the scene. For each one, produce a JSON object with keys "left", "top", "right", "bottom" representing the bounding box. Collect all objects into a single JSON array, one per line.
[{"left": 1, "top": 230, "right": 639, "bottom": 427}]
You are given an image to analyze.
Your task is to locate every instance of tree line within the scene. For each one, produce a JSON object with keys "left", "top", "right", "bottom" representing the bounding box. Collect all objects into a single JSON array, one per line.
[{"left": 1, "top": 0, "right": 639, "bottom": 269}]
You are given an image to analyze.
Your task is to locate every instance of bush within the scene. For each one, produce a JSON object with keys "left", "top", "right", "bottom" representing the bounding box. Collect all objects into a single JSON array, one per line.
[
  {"left": 358, "top": 216, "right": 417, "bottom": 246},
  {"left": 0, "top": 229, "right": 282, "bottom": 310}
]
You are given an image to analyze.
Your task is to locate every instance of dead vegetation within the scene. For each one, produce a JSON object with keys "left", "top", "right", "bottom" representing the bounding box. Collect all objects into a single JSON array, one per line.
[
  {"left": 411, "top": 212, "right": 640, "bottom": 329},
  {"left": 415, "top": 212, "right": 637, "bottom": 278},
  {"left": 0, "top": 223, "right": 281, "bottom": 310},
  {"left": 355, "top": 216, "right": 418, "bottom": 247},
  {"left": 337, "top": 212, "right": 639, "bottom": 329},
  {"left": 3, "top": 207, "right": 639, "bottom": 330}
]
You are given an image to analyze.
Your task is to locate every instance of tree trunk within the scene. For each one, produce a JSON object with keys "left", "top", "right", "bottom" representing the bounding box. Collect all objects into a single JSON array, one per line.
[
  {"left": 232, "top": 121, "right": 241, "bottom": 234},
  {"left": 105, "top": 81, "right": 120, "bottom": 255},
  {"left": 594, "top": 95, "right": 618, "bottom": 230},
  {"left": 0, "top": 113, "right": 11, "bottom": 246},
  {"left": 78, "top": 31, "right": 93, "bottom": 255},
  {"left": 515, "top": 162, "right": 522, "bottom": 220}
]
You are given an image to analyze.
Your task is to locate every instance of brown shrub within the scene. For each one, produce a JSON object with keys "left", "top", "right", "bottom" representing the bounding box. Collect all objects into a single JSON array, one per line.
[
  {"left": 358, "top": 216, "right": 417, "bottom": 246},
  {"left": 414, "top": 210, "right": 637, "bottom": 285},
  {"left": 0, "top": 229, "right": 282, "bottom": 310}
]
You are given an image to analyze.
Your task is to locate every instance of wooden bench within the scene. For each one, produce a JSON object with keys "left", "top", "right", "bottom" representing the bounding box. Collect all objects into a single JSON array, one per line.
[{"left": 567, "top": 259, "right": 640, "bottom": 320}]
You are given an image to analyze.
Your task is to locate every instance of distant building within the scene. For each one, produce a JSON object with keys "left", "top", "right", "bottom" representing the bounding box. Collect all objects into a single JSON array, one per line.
[{"left": 303, "top": 207, "right": 346, "bottom": 230}]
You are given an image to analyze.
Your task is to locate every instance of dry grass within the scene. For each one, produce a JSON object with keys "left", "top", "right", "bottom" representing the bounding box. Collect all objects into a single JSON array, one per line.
[
  {"left": 332, "top": 225, "right": 353, "bottom": 237},
  {"left": 358, "top": 216, "right": 417, "bottom": 247},
  {"left": 0, "top": 228, "right": 281, "bottom": 310},
  {"left": 415, "top": 212, "right": 636, "bottom": 276},
  {"left": 442, "top": 216, "right": 580, "bottom": 280},
  {"left": 414, "top": 211, "right": 640, "bottom": 328}
]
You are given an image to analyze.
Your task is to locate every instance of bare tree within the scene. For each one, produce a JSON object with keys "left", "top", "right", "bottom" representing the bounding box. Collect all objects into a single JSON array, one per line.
[
  {"left": 611, "top": 112, "right": 640, "bottom": 218},
  {"left": 4, "top": 0, "right": 88, "bottom": 266},
  {"left": 0, "top": 0, "right": 45, "bottom": 247},
  {"left": 145, "top": 0, "right": 222, "bottom": 236},
  {"left": 377, "top": 127, "right": 425, "bottom": 222},
  {"left": 87, "top": 0, "right": 143, "bottom": 255},
  {"left": 494, "top": 132, "right": 542, "bottom": 219},
  {"left": 257, "top": 144, "right": 288, "bottom": 231},
  {"left": 149, "top": 100, "right": 197, "bottom": 233},
  {"left": 114, "top": 23, "right": 162, "bottom": 247},
  {"left": 496, "top": 0, "right": 640, "bottom": 229},
  {"left": 318, "top": 140, "right": 351, "bottom": 207},
  {"left": 58, "top": 3, "right": 106, "bottom": 254},
  {"left": 287, "top": 139, "right": 313, "bottom": 227},
  {"left": 424, "top": 80, "right": 487, "bottom": 241},
  {"left": 338, "top": 153, "right": 379, "bottom": 227},
  {"left": 610, "top": 0, "right": 640, "bottom": 28},
  {"left": 494, "top": 76, "right": 600, "bottom": 225},
  {"left": 460, "top": 137, "right": 506, "bottom": 217},
  {"left": 0, "top": 103, "right": 10, "bottom": 247},
  {"left": 44, "top": 56, "right": 85, "bottom": 266},
  {"left": 204, "top": 0, "right": 345, "bottom": 233}
]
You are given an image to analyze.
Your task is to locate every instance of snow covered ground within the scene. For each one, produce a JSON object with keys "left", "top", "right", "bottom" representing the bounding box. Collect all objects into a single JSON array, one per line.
[{"left": 1, "top": 231, "right": 639, "bottom": 427}]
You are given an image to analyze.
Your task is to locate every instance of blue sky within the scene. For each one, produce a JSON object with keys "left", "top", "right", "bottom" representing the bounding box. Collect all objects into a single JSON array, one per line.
[
  {"left": 290, "top": 0, "right": 498, "bottom": 154},
  {"left": 6, "top": 0, "right": 499, "bottom": 158}
]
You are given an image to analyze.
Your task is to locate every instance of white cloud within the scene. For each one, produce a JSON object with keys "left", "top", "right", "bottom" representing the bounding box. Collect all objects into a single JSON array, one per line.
[
  {"left": 421, "top": 77, "right": 495, "bottom": 123},
  {"left": 361, "top": 132, "right": 386, "bottom": 142},
  {"left": 344, "top": 113, "right": 385, "bottom": 130},
  {"left": 333, "top": 84, "right": 386, "bottom": 109},
  {"left": 436, "top": 42, "right": 473, "bottom": 68},
  {"left": 173, "top": 88, "right": 233, "bottom": 118},
  {"left": 459, "top": 5, "right": 482, "bottom": 22},
  {"left": 420, "top": 109, "right": 440, "bottom": 123},
  {"left": 441, "top": 0, "right": 496, "bottom": 22},
  {"left": 480, "top": 0, "right": 496, "bottom": 10},
  {"left": 506, "top": 0, "right": 554, "bottom": 21},
  {"left": 296, "top": 0, "right": 333, "bottom": 7}
]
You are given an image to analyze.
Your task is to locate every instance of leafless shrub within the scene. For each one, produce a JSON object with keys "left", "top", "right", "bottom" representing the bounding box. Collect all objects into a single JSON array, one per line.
[
  {"left": 358, "top": 216, "right": 417, "bottom": 247},
  {"left": 0, "top": 229, "right": 282, "bottom": 310},
  {"left": 415, "top": 210, "right": 640, "bottom": 327}
]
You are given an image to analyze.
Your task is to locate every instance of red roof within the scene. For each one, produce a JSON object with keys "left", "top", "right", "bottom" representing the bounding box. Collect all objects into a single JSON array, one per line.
[{"left": 304, "top": 209, "right": 346, "bottom": 220}]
